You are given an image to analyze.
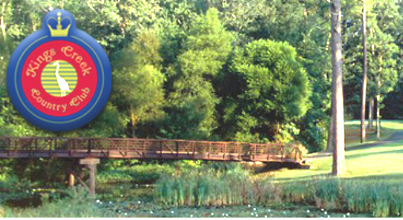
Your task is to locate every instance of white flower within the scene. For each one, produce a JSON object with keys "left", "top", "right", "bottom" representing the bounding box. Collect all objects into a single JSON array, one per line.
[
  {"left": 138, "top": 201, "right": 141, "bottom": 204},
  {"left": 150, "top": 211, "right": 153, "bottom": 214},
  {"left": 327, "top": 215, "right": 330, "bottom": 218},
  {"left": 190, "top": 215, "right": 193, "bottom": 217},
  {"left": 268, "top": 209, "right": 271, "bottom": 212},
  {"left": 324, "top": 211, "right": 327, "bottom": 215},
  {"left": 321, "top": 209, "right": 324, "bottom": 211},
  {"left": 347, "top": 213, "right": 350, "bottom": 216},
  {"left": 96, "top": 200, "right": 100, "bottom": 203},
  {"left": 253, "top": 208, "right": 256, "bottom": 211},
  {"left": 248, "top": 204, "right": 251, "bottom": 207},
  {"left": 265, "top": 215, "right": 268, "bottom": 218},
  {"left": 307, "top": 210, "right": 310, "bottom": 213},
  {"left": 343, "top": 215, "right": 346, "bottom": 218},
  {"left": 124, "top": 213, "right": 127, "bottom": 216},
  {"left": 0, "top": 57, "right": 3, "bottom": 60},
  {"left": 171, "top": 211, "right": 174, "bottom": 214},
  {"left": 211, "top": 213, "right": 214, "bottom": 216},
  {"left": 109, "top": 201, "right": 113, "bottom": 205}
]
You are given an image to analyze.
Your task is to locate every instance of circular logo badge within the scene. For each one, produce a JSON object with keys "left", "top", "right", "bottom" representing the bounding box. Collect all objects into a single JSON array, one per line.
[{"left": 7, "top": 10, "right": 111, "bottom": 131}]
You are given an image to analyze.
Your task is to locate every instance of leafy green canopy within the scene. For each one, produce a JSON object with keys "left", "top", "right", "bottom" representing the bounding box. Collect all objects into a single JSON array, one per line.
[
  {"left": 111, "top": 30, "right": 165, "bottom": 137},
  {"left": 226, "top": 39, "right": 311, "bottom": 142},
  {"left": 158, "top": 8, "right": 233, "bottom": 140}
]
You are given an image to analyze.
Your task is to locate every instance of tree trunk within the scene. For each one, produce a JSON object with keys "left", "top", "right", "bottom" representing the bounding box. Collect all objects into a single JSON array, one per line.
[
  {"left": 376, "top": 54, "right": 383, "bottom": 138},
  {"left": 58, "top": 0, "right": 64, "bottom": 9},
  {"left": 368, "top": 98, "right": 374, "bottom": 129},
  {"left": 376, "top": 95, "right": 381, "bottom": 138},
  {"left": 368, "top": 27, "right": 375, "bottom": 130},
  {"left": 360, "top": 0, "right": 367, "bottom": 143},
  {"left": 0, "top": 1, "right": 8, "bottom": 37},
  {"left": 330, "top": 0, "right": 346, "bottom": 176},
  {"left": 325, "top": 9, "right": 333, "bottom": 152},
  {"left": 327, "top": 113, "right": 333, "bottom": 152}
]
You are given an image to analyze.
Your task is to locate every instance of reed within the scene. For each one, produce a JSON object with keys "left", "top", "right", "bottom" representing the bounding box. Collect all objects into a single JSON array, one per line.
[
  {"left": 155, "top": 163, "right": 270, "bottom": 207},
  {"left": 155, "top": 164, "right": 403, "bottom": 217}
]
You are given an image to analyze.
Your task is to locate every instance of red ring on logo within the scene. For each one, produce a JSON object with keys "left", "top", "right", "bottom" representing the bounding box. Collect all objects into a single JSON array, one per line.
[{"left": 21, "top": 40, "right": 98, "bottom": 117}]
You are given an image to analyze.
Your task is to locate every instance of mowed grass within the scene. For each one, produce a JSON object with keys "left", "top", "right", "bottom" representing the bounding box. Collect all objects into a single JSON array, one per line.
[{"left": 272, "top": 120, "right": 403, "bottom": 183}]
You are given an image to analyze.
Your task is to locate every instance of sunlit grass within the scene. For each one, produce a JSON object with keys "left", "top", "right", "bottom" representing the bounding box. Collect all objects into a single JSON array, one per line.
[{"left": 272, "top": 120, "right": 403, "bottom": 181}]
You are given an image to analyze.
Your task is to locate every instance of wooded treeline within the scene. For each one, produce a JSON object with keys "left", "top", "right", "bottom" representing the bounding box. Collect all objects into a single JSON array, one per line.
[{"left": 0, "top": 0, "right": 402, "bottom": 153}]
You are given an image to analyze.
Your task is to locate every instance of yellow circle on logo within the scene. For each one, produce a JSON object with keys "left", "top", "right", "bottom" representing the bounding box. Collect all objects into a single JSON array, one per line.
[{"left": 41, "top": 60, "right": 77, "bottom": 97}]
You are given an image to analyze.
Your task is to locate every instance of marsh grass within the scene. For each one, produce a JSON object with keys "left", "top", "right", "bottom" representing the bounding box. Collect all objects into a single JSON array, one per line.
[
  {"left": 156, "top": 163, "right": 273, "bottom": 207},
  {"left": 1, "top": 187, "right": 115, "bottom": 217},
  {"left": 280, "top": 177, "right": 403, "bottom": 217},
  {"left": 156, "top": 166, "right": 403, "bottom": 217}
]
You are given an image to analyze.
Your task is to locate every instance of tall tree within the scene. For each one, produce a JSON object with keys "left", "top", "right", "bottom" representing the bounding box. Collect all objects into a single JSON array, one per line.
[
  {"left": 111, "top": 30, "right": 166, "bottom": 137},
  {"left": 224, "top": 39, "right": 311, "bottom": 143},
  {"left": 360, "top": 0, "right": 367, "bottom": 143},
  {"left": 159, "top": 8, "right": 233, "bottom": 140},
  {"left": 330, "top": 0, "right": 345, "bottom": 176}
]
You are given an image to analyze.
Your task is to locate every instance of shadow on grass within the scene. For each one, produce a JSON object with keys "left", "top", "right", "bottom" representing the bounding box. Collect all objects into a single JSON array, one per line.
[
  {"left": 344, "top": 173, "right": 403, "bottom": 186},
  {"left": 346, "top": 130, "right": 403, "bottom": 152},
  {"left": 274, "top": 172, "right": 403, "bottom": 186},
  {"left": 346, "top": 147, "right": 403, "bottom": 160},
  {"left": 271, "top": 173, "right": 332, "bottom": 183}
]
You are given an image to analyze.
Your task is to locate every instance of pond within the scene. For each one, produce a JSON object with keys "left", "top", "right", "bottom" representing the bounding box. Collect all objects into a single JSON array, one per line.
[
  {"left": 1, "top": 183, "right": 369, "bottom": 217},
  {"left": 93, "top": 183, "right": 368, "bottom": 218}
]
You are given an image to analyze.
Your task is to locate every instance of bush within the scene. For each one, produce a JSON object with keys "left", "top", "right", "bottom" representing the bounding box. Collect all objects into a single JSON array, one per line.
[{"left": 97, "top": 163, "right": 175, "bottom": 184}]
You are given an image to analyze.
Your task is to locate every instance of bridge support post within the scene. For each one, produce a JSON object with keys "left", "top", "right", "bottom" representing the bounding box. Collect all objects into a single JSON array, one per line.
[
  {"left": 68, "top": 173, "right": 75, "bottom": 187},
  {"left": 79, "top": 158, "right": 100, "bottom": 197}
]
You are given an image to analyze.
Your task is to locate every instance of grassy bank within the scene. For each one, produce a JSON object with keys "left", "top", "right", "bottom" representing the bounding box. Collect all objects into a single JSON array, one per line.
[
  {"left": 274, "top": 120, "right": 403, "bottom": 179},
  {"left": 152, "top": 120, "right": 403, "bottom": 217}
]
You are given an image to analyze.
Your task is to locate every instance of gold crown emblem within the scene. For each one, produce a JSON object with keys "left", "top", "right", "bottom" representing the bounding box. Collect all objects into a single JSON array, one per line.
[{"left": 47, "top": 12, "right": 71, "bottom": 37}]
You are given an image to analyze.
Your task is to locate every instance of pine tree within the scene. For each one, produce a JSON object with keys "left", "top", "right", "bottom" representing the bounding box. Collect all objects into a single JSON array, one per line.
[{"left": 330, "top": 0, "right": 346, "bottom": 176}]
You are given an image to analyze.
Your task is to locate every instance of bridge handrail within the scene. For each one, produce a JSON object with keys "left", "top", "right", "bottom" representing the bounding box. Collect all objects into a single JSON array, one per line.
[{"left": 0, "top": 137, "right": 306, "bottom": 162}]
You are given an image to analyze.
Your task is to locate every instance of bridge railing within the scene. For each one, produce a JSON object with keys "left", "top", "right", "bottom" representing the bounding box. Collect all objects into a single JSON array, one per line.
[{"left": 0, "top": 137, "right": 306, "bottom": 162}]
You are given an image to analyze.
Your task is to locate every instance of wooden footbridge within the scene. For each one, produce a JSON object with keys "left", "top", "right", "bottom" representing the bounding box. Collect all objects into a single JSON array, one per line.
[
  {"left": 0, "top": 137, "right": 305, "bottom": 163},
  {"left": 0, "top": 137, "right": 307, "bottom": 196}
]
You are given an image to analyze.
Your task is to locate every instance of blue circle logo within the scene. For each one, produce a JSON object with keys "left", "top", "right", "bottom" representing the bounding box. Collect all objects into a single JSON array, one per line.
[{"left": 7, "top": 9, "right": 111, "bottom": 132}]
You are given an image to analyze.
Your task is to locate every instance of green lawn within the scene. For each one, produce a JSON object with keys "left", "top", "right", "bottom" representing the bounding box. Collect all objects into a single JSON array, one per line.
[{"left": 272, "top": 120, "right": 403, "bottom": 183}]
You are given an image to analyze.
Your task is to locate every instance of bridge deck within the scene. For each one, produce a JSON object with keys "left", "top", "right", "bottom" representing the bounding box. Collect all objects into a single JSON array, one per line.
[{"left": 0, "top": 137, "right": 305, "bottom": 163}]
